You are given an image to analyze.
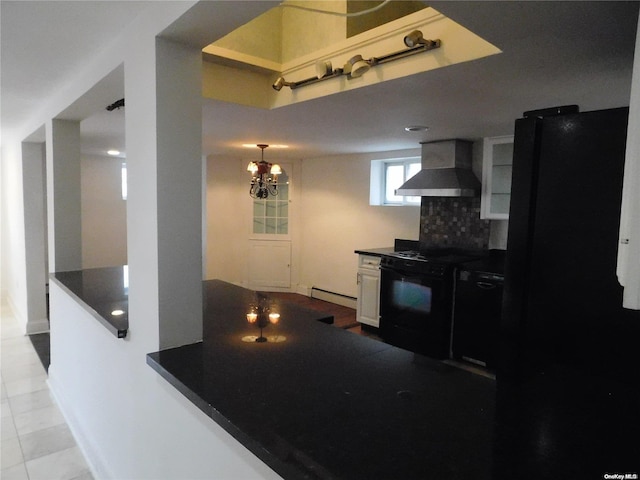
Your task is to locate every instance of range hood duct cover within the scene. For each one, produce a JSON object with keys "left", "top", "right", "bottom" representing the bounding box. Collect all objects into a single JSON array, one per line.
[{"left": 395, "top": 140, "right": 480, "bottom": 197}]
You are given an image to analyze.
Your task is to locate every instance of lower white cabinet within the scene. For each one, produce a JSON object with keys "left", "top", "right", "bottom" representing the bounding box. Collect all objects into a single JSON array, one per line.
[{"left": 356, "top": 255, "right": 381, "bottom": 328}]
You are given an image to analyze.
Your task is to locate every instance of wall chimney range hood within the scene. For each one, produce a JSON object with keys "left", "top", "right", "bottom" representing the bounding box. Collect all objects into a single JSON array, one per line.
[{"left": 395, "top": 140, "right": 480, "bottom": 197}]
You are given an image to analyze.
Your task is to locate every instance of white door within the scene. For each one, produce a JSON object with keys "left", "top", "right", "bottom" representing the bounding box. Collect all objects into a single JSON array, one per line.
[{"left": 247, "top": 162, "right": 292, "bottom": 290}]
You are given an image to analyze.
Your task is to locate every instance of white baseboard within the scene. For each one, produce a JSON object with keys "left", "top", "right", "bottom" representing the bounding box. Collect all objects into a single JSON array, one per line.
[
  {"left": 295, "top": 284, "right": 311, "bottom": 296},
  {"left": 310, "top": 288, "right": 357, "bottom": 309},
  {"left": 26, "top": 318, "right": 50, "bottom": 335},
  {"left": 7, "top": 294, "right": 28, "bottom": 335},
  {"left": 6, "top": 294, "right": 50, "bottom": 335}
]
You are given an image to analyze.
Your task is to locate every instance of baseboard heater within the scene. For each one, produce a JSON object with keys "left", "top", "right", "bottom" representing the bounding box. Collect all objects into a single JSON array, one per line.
[{"left": 310, "top": 287, "right": 357, "bottom": 310}]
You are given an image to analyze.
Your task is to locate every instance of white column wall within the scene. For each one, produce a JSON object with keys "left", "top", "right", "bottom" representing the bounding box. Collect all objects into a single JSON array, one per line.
[
  {"left": 123, "top": 34, "right": 160, "bottom": 350},
  {"left": 2, "top": 140, "right": 29, "bottom": 329},
  {"left": 617, "top": 11, "right": 640, "bottom": 310},
  {"left": 45, "top": 119, "right": 82, "bottom": 272},
  {"left": 124, "top": 35, "right": 203, "bottom": 350},
  {"left": 22, "top": 141, "right": 49, "bottom": 333},
  {"left": 155, "top": 37, "right": 204, "bottom": 348}
]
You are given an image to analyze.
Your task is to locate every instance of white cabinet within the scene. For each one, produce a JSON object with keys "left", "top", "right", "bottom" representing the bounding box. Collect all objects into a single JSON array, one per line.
[
  {"left": 356, "top": 255, "right": 381, "bottom": 328},
  {"left": 481, "top": 135, "right": 514, "bottom": 220}
]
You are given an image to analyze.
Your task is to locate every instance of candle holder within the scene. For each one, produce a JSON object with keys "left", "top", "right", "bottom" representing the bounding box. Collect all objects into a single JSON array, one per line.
[{"left": 244, "top": 295, "right": 281, "bottom": 343}]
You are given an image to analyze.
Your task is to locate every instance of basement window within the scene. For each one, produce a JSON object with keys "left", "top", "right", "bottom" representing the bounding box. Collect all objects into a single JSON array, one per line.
[{"left": 370, "top": 157, "right": 420, "bottom": 206}]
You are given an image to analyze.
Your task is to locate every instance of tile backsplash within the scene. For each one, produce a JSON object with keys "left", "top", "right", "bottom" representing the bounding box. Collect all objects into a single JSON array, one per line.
[{"left": 419, "top": 197, "right": 491, "bottom": 250}]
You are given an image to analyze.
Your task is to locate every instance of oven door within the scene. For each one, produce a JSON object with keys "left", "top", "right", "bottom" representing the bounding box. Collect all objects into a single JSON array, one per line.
[{"left": 379, "top": 266, "right": 452, "bottom": 358}]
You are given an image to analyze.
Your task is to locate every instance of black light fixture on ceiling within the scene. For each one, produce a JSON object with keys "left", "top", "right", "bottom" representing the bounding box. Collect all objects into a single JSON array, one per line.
[
  {"left": 271, "top": 30, "right": 441, "bottom": 91},
  {"left": 247, "top": 144, "right": 282, "bottom": 198},
  {"left": 106, "top": 98, "right": 125, "bottom": 111}
]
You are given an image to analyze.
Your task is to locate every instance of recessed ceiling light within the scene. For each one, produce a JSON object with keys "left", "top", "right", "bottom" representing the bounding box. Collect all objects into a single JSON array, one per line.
[
  {"left": 404, "top": 126, "right": 429, "bottom": 132},
  {"left": 107, "top": 149, "right": 121, "bottom": 156},
  {"left": 111, "top": 309, "right": 125, "bottom": 316}
]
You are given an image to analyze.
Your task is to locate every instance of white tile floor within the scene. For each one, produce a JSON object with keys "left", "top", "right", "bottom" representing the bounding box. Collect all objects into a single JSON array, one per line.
[{"left": 1, "top": 304, "right": 93, "bottom": 480}]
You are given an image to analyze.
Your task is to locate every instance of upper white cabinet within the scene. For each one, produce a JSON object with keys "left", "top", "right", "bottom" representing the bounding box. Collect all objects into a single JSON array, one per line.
[{"left": 481, "top": 135, "right": 514, "bottom": 220}]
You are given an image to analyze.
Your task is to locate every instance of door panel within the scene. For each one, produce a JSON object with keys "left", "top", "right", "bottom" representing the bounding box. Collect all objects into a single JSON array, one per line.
[{"left": 247, "top": 241, "right": 291, "bottom": 289}]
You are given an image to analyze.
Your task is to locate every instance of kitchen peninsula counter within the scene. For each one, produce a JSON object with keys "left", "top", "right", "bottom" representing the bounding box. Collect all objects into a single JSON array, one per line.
[
  {"left": 50, "top": 266, "right": 129, "bottom": 338},
  {"left": 148, "top": 280, "right": 495, "bottom": 480}
]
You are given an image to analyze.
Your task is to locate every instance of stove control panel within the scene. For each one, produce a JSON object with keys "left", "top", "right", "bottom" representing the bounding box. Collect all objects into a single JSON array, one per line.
[{"left": 380, "top": 255, "right": 449, "bottom": 277}]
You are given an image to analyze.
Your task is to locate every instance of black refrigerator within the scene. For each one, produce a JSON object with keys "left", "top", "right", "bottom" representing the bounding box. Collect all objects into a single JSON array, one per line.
[{"left": 496, "top": 107, "right": 640, "bottom": 479}]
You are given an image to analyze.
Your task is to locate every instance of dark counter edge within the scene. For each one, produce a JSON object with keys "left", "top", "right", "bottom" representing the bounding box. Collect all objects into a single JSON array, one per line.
[
  {"left": 353, "top": 247, "right": 395, "bottom": 257},
  {"left": 49, "top": 274, "right": 128, "bottom": 339},
  {"left": 146, "top": 349, "right": 308, "bottom": 480}
]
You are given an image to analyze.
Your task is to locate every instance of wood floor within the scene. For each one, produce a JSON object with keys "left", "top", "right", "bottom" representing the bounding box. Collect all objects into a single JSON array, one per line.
[
  {"left": 265, "top": 292, "right": 382, "bottom": 341},
  {"left": 266, "top": 293, "right": 493, "bottom": 376},
  {"left": 265, "top": 292, "right": 358, "bottom": 328}
]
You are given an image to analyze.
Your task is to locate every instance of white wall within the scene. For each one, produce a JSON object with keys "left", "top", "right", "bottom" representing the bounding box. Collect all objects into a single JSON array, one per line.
[
  {"left": 1, "top": 141, "right": 29, "bottom": 323},
  {"left": 81, "top": 154, "right": 127, "bottom": 268},
  {"left": 205, "top": 149, "right": 420, "bottom": 298},
  {"left": 298, "top": 151, "right": 420, "bottom": 298},
  {"left": 205, "top": 155, "right": 250, "bottom": 284},
  {"left": 22, "top": 142, "right": 49, "bottom": 334}
]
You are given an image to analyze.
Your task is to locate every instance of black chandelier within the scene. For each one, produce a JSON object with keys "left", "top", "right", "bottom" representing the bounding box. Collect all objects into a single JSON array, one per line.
[{"left": 247, "top": 144, "right": 282, "bottom": 199}]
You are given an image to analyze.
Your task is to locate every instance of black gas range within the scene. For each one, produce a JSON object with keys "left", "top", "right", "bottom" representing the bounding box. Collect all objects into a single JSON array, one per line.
[
  {"left": 379, "top": 247, "right": 486, "bottom": 359},
  {"left": 380, "top": 249, "right": 483, "bottom": 276}
]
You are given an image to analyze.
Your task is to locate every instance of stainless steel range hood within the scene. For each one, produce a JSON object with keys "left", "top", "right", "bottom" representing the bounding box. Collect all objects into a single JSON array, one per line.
[{"left": 395, "top": 140, "right": 480, "bottom": 197}]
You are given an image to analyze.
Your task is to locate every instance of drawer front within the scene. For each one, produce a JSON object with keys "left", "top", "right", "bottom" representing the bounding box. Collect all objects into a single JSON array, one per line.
[{"left": 358, "top": 255, "right": 381, "bottom": 269}]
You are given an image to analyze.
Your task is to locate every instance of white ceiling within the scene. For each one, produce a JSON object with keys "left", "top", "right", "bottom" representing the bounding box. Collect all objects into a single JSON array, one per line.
[
  {"left": 0, "top": 0, "right": 150, "bottom": 138},
  {"left": 2, "top": 1, "right": 639, "bottom": 161}
]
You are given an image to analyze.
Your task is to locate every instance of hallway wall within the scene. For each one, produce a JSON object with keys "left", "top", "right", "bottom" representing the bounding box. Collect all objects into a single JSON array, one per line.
[{"left": 81, "top": 154, "right": 127, "bottom": 268}]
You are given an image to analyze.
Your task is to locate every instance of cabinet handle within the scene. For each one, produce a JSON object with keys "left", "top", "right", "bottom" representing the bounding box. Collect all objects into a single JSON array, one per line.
[
  {"left": 357, "top": 273, "right": 361, "bottom": 285},
  {"left": 476, "top": 281, "right": 496, "bottom": 290}
]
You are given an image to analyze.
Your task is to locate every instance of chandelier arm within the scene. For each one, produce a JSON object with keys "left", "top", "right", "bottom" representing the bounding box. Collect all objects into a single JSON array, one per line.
[{"left": 267, "top": 183, "right": 279, "bottom": 196}]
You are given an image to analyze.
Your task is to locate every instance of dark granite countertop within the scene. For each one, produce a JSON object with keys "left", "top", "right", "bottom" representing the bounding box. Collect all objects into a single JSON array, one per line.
[
  {"left": 353, "top": 247, "right": 395, "bottom": 257},
  {"left": 458, "top": 250, "right": 506, "bottom": 277},
  {"left": 53, "top": 268, "right": 639, "bottom": 479},
  {"left": 51, "top": 261, "right": 640, "bottom": 479},
  {"left": 50, "top": 266, "right": 129, "bottom": 338},
  {"left": 148, "top": 280, "right": 496, "bottom": 480},
  {"left": 354, "top": 239, "right": 420, "bottom": 257}
]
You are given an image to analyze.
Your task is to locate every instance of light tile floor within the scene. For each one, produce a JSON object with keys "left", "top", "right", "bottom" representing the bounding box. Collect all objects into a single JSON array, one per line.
[{"left": 1, "top": 304, "right": 93, "bottom": 480}]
